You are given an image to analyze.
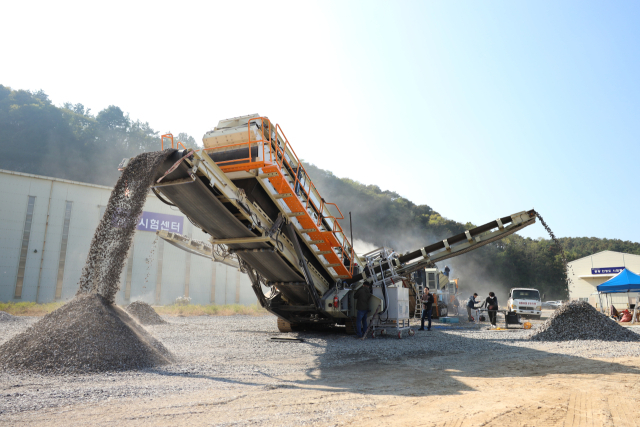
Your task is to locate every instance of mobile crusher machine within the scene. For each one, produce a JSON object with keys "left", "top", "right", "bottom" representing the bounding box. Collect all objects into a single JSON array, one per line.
[{"left": 136, "top": 114, "right": 538, "bottom": 335}]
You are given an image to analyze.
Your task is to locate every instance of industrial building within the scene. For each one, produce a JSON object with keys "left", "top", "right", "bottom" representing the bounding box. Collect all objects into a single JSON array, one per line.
[
  {"left": 0, "top": 169, "right": 256, "bottom": 306},
  {"left": 567, "top": 250, "right": 640, "bottom": 305}
]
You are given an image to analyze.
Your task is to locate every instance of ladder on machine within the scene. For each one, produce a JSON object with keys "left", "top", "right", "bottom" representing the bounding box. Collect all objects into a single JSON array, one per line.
[{"left": 413, "top": 278, "right": 424, "bottom": 320}]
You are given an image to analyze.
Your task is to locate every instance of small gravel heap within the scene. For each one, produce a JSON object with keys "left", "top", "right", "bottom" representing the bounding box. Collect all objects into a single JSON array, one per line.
[
  {"left": 529, "top": 300, "right": 640, "bottom": 342},
  {"left": 0, "top": 294, "right": 174, "bottom": 374},
  {"left": 126, "top": 301, "right": 166, "bottom": 325},
  {"left": 0, "top": 311, "right": 18, "bottom": 322}
]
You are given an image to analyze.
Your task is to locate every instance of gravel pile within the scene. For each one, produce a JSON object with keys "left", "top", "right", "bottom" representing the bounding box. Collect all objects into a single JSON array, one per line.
[
  {"left": 126, "top": 301, "right": 166, "bottom": 325},
  {"left": 0, "top": 294, "right": 174, "bottom": 374},
  {"left": 529, "top": 300, "right": 640, "bottom": 342},
  {"left": 77, "top": 150, "right": 173, "bottom": 303},
  {"left": 0, "top": 150, "right": 179, "bottom": 374},
  {"left": 0, "top": 311, "right": 18, "bottom": 322}
]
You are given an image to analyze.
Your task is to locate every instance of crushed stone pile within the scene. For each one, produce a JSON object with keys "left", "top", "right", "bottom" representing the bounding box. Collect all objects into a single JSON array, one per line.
[
  {"left": 0, "top": 294, "right": 174, "bottom": 374},
  {"left": 0, "top": 311, "right": 18, "bottom": 322},
  {"left": 529, "top": 300, "right": 640, "bottom": 342},
  {"left": 126, "top": 301, "right": 166, "bottom": 325},
  {"left": 0, "top": 150, "right": 178, "bottom": 374}
]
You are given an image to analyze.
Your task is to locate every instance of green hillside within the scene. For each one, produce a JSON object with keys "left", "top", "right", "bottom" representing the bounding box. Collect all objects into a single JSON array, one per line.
[
  {"left": 3, "top": 84, "right": 640, "bottom": 300},
  {"left": 0, "top": 85, "right": 194, "bottom": 186}
]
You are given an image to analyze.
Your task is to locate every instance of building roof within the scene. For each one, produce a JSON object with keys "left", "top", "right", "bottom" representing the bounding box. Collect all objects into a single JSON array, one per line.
[
  {"left": 567, "top": 250, "right": 640, "bottom": 265},
  {"left": 0, "top": 168, "right": 114, "bottom": 190}
]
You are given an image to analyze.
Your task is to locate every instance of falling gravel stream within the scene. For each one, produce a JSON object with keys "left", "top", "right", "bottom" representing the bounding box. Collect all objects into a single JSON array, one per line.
[
  {"left": 77, "top": 150, "right": 174, "bottom": 303},
  {"left": 537, "top": 211, "right": 572, "bottom": 290}
]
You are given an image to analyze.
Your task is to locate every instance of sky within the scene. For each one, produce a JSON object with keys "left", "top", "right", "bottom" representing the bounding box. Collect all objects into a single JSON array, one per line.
[{"left": 2, "top": 0, "right": 639, "bottom": 242}]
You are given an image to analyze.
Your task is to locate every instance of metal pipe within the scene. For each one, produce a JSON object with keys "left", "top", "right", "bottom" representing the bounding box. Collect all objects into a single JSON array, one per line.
[{"left": 349, "top": 212, "right": 354, "bottom": 250}]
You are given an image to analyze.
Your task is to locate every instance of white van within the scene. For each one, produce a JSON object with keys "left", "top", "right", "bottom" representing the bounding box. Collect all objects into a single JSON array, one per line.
[{"left": 507, "top": 288, "right": 542, "bottom": 319}]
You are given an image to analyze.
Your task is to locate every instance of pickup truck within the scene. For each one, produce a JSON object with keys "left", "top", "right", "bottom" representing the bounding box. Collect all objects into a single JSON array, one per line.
[{"left": 507, "top": 288, "right": 542, "bottom": 319}]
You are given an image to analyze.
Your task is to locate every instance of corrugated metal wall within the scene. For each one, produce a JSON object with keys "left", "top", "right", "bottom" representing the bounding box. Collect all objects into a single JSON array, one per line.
[{"left": 0, "top": 170, "right": 256, "bottom": 306}]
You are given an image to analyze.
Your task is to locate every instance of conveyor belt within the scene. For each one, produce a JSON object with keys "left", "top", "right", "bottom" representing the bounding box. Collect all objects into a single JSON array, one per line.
[{"left": 152, "top": 152, "right": 307, "bottom": 303}]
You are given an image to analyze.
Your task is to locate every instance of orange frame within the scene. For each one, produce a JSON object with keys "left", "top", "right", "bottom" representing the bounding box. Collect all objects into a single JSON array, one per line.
[{"left": 160, "top": 119, "right": 356, "bottom": 277}]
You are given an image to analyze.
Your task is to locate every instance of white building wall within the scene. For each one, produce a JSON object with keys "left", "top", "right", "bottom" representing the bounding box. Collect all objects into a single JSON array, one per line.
[
  {"left": 567, "top": 256, "right": 596, "bottom": 299},
  {"left": 0, "top": 170, "right": 258, "bottom": 306},
  {"left": 568, "top": 250, "right": 640, "bottom": 306}
]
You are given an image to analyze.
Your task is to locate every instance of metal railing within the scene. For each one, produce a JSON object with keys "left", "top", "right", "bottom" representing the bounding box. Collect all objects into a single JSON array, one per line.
[
  {"left": 161, "top": 133, "right": 187, "bottom": 151},
  {"left": 159, "top": 120, "right": 356, "bottom": 275}
]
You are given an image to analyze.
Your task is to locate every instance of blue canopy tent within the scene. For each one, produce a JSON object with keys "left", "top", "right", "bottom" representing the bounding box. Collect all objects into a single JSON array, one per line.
[
  {"left": 597, "top": 268, "right": 640, "bottom": 293},
  {"left": 596, "top": 268, "right": 640, "bottom": 322}
]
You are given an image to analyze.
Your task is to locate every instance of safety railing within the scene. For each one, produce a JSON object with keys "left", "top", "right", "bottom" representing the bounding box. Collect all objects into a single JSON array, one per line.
[
  {"left": 161, "top": 133, "right": 174, "bottom": 150},
  {"left": 159, "top": 120, "right": 356, "bottom": 275},
  {"left": 269, "top": 124, "right": 355, "bottom": 275},
  {"left": 161, "top": 133, "right": 188, "bottom": 151},
  {"left": 199, "top": 117, "right": 271, "bottom": 168}
]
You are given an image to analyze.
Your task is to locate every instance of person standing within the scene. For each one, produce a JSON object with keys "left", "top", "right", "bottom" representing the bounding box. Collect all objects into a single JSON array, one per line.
[
  {"left": 354, "top": 283, "right": 372, "bottom": 338},
  {"left": 467, "top": 293, "right": 479, "bottom": 321},
  {"left": 485, "top": 291, "right": 499, "bottom": 328},
  {"left": 418, "top": 288, "right": 434, "bottom": 331},
  {"left": 444, "top": 266, "right": 451, "bottom": 277}
]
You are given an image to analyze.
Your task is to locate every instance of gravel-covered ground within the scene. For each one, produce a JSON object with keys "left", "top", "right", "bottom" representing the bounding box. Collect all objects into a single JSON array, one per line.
[{"left": 2, "top": 313, "right": 640, "bottom": 425}]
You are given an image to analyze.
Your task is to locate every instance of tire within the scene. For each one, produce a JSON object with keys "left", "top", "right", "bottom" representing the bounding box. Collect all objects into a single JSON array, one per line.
[
  {"left": 440, "top": 306, "right": 448, "bottom": 317},
  {"left": 277, "top": 318, "right": 303, "bottom": 332},
  {"left": 398, "top": 331, "right": 403, "bottom": 339}
]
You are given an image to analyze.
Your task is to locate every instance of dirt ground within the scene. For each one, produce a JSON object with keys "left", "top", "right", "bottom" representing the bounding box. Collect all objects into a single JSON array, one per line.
[
  {"left": 4, "top": 354, "right": 639, "bottom": 426},
  {"left": 2, "top": 314, "right": 640, "bottom": 426}
]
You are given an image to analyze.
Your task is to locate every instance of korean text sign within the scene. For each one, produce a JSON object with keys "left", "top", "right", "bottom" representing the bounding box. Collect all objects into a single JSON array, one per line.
[
  {"left": 591, "top": 267, "right": 624, "bottom": 275},
  {"left": 136, "top": 211, "right": 184, "bottom": 234}
]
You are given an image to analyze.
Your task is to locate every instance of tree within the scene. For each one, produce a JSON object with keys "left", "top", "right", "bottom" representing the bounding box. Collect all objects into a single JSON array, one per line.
[{"left": 96, "top": 105, "right": 128, "bottom": 130}]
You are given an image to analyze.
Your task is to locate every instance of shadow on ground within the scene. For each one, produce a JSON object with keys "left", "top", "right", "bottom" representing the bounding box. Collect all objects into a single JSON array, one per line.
[{"left": 257, "top": 325, "right": 640, "bottom": 398}]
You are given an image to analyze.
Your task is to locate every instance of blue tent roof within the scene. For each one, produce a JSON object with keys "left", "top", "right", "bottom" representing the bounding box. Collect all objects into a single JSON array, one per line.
[{"left": 597, "top": 268, "right": 640, "bottom": 293}]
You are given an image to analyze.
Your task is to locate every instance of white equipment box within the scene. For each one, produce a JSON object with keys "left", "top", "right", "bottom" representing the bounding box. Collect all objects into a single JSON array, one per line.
[{"left": 373, "top": 286, "right": 409, "bottom": 321}]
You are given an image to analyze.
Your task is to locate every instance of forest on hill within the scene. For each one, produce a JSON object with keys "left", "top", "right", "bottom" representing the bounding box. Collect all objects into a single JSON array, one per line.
[
  {"left": 2, "top": 85, "right": 639, "bottom": 300},
  {"left": 0, "top": 85, "right": 195, "bottom": 186}
]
